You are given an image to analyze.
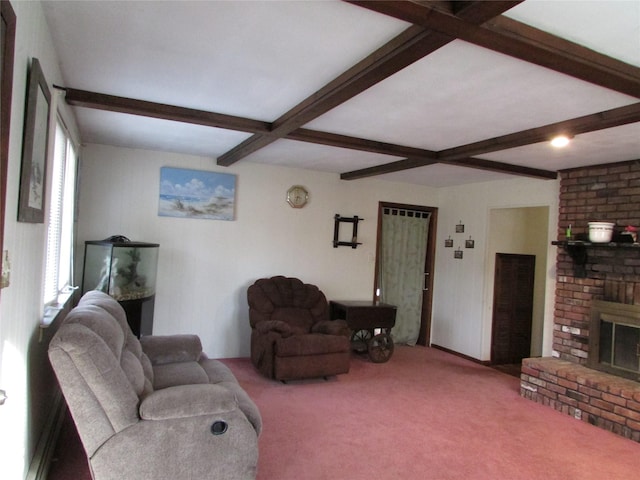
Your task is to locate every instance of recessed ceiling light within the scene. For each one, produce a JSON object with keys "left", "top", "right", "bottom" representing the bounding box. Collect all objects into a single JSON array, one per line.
[{"left": 550, "top": 135, "right": 572, "bottom": 148}]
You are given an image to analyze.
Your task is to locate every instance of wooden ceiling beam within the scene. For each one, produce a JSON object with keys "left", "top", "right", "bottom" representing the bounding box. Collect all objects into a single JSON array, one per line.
[
  {"left": 438, "top": 102, "right": 640, "bottom": 161},
  {"left": 217, "top": 25, "right": 446, "bottom": 166},
  {"left": 442, "top": 158, "right": 557, "bottom": 179},
  {"left": 64, "top": 88, "right": 271, "bottom": 134},
  {"left": 285, "top": 128, "right": 557, "bottom": 181},
  {"left": 341, "top": 158, "right": 440, "bottom": 180},
  {"left": 287, "top": 128, "right": 438, "bottom": 160},
  {"left": 486, "top": 16, "right": 640, "bottom": 85},
  {"left": 340, "top": 102, "right": 640, "bottom": 180},
  {"left": 216, "top": 1, "right": 521, "bottom": 167},
  {"left": 351, "top": 1, "right": 640, "bottom": 98},
  {"left": 340, "top": 155, "right": 556, "bottom": 181}
]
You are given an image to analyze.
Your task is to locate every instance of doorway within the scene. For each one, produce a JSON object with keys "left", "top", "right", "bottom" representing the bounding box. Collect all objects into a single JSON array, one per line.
[
  {"left": 486, "top": 206, "right": 550, "bottom": 364},
  {"left": 374, "top": 202, "right": 437, "bottom": 346},
  {"left": 491, "top": 253, "right": 535, "bottom": 365}
]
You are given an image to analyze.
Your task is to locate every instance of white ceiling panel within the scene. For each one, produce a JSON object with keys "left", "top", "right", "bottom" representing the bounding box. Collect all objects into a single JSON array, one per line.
[
  {"left": 305, "top": 39, "right": 637, "bottom": 150},
  {"left": 74, "top": 109, "right": 252, "bottom": 158},
  {"left": 504, "top": 0, "right": 640, "bottom": 67},
  {"left": 478, "top": 123, "right": 640, "bottom": 171},
  {"left": 243, "top": 139, "right": 402, "bottom": 173},
  {"left": 376, "top": 163, "right": 517, "bottom": 188},
  {"left": 43, "top": 0, "right": 409, "bottom": 120}
]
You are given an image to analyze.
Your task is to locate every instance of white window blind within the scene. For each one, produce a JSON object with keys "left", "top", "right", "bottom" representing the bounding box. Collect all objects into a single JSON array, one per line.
[{"left": 43, "top": 118, "right": 77, "bottom": 305}]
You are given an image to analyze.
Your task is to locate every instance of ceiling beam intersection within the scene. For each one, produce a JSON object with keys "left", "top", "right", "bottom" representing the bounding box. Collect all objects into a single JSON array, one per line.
[
  {"left": 438, "top": 102, "right": 640, "bottom": 161},
  {"left": 216, "top": 0, "right": 521, "bottom": 167},
  {"left": 341, "top": 102, "right": 640, "bottom": 180},
  {"left": 350, "top": 1, "right": 640, "bottom": 98},
  {"left": 64, "top": 86, "right": 558, "bottom": 179}
]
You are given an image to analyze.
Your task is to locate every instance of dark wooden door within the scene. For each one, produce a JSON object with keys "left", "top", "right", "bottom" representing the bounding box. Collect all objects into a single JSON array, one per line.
[{"left": 491, "top": 253, "right": 535, "bottom": 365}]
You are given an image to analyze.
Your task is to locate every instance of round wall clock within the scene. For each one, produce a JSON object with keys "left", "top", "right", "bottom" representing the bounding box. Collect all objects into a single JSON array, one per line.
[{"left": 286, "top": 185, "right": 309, "bottom": 208}]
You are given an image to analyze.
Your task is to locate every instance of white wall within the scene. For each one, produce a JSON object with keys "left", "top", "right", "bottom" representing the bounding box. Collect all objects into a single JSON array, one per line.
[
  {"left": 78, "top": 145, "right": 561, "bottom": 364},
  {"left": 431, "top": 178, "right": 559, "bottom": 361},
  {"left": 0, "top": 1, "right": 78, "bottom": 478},
  {"left": 76, "top": 144, "right": 440, "bottom": 358}
]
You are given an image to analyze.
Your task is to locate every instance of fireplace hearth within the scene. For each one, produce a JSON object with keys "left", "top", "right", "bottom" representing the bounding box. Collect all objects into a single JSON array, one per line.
[
  {"left": 520, "top": 161, "right": 640, "bottom": 442},
  {"left": 589, "top": 300, "right": 640, "bottom": 381},
  {"left": 520, "top": 357, "right": 640, "bottom": 442}
]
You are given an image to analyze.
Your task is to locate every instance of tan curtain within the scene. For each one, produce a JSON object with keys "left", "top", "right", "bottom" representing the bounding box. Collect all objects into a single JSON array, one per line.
[{"left": 379, "top": 209, "right": 430, "bottom": 346}]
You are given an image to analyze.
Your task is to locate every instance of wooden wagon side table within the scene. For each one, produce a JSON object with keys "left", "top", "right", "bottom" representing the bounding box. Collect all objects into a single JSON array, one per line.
[{"left": 329, "top": 300, "right": 397, "bottom": 363}]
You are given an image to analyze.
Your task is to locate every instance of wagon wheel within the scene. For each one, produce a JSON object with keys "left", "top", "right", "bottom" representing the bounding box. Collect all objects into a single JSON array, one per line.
[
  {"left": 351, "top": 329, "right": 373, "bottom": 353},
  {"left": 367, "top": 333, "right": 394, "bottom": 363}
]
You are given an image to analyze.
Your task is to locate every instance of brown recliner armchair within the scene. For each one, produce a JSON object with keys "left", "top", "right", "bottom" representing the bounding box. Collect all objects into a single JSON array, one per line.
[{"left": 247, "top": 276, "right": 351, "bottom": 381}]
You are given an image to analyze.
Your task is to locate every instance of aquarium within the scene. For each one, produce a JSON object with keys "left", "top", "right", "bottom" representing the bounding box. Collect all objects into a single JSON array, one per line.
[
  {"left": 82, "top": 239, "right": 159, "bottom": 300},
  {"left": 82, "top": 238, "right": 159, "bottom": 337}
]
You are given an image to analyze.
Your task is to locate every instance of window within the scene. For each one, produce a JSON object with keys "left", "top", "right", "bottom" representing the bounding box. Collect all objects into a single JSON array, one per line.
[{"left": 43, "top": 118, "right": 77, "bottom": 306}]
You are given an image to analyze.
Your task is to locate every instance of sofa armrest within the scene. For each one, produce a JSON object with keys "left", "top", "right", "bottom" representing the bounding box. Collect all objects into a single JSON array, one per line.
[
  {"left": 254, "top": 320, "right": 293, "bottom": 337},
  {"left": 312, "top": 319, "right": 351, "bottom": 337},
  {"left": 92, "top": 406, "right": 259, "bottom": 480},
  {"left": 139, "top": 384, "right": 237, "bottom": 421},
  {"left": 140, "top": 334, "right": 202, "bottom": 365}
]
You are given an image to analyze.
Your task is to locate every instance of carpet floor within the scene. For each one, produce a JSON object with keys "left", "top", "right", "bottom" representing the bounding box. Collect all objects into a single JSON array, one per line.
[{"left": 48, "top": 346, "right": 640, "bottom": 479}]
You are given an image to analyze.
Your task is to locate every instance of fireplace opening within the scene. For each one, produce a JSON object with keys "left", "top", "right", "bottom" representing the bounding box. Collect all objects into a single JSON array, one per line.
[{"left": 589, "top": 300, "right": 640, "bottom": 381}]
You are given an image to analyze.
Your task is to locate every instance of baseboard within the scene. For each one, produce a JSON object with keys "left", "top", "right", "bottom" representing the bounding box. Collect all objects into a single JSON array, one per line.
[
  {"left": 26, "top": 389, "right": 66, "bottom": 480},
  {"left": 430, "top": 343, "right": 491, "bottom": 366}
]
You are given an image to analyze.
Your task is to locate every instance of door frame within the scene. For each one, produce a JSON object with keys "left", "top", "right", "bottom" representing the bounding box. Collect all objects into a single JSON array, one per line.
[
  {"left": 1, "top": 1, "right": 16, "bottom": 298},
  {"left": 374, "top": 202, "right": 438, "bottom": 346},
  {"left": 485, "top": 206, "right": 550, "bottom": 360}
]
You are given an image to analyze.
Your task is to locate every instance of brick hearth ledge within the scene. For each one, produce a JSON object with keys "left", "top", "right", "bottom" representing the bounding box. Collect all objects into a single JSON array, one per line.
[{"left": 521, "top": 357, "right": 640, "bottom": 442}]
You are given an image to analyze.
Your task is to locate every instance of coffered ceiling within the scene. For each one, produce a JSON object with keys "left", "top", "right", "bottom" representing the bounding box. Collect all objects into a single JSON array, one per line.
[{"left": 41, "top": 0, "right": 640, "bottom": 187}]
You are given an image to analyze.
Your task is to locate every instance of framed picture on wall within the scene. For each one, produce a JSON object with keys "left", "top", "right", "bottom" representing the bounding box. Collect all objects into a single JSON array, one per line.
[
  {"left": 18, "top": 58, "right": 51, "bottom": 223},
  {"left": 158, "top": 167, "right": 237, "bottom": 221}
]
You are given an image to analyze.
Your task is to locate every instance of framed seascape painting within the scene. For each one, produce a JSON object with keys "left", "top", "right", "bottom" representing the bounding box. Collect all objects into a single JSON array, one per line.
[{"left": 159, "top": 167, "right": 236, "bottom": 221}]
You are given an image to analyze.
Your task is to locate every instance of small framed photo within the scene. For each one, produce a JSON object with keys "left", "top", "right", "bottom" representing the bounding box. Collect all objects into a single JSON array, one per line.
[
  {"left": 465, "top": 237, "right": 475, "bottom": 249},
  {"left": 444, "top": 237, "right": 453, "bottom": 248},
  {"left": 454, "top": 249, "right": 463, "bottom": 259},
  {"left": 455, "top": 222, "right": 464, "bottom": 233}
]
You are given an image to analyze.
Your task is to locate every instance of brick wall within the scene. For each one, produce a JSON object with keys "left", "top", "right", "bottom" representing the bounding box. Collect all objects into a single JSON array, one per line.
[{"left": 555, "top": 159, "right": 640, "bottom": 363}]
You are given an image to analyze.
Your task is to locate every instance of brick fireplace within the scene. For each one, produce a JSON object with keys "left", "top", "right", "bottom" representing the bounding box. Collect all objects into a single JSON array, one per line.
[{"left": 520, "top": 159, "right": 640, "bottom": 442}]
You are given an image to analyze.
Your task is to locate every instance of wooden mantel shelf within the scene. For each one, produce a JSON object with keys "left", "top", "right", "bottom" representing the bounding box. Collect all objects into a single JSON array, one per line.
[
  {"left": 552, "top": 240, "right": 640, "bottom": 277},
  {"left": 552, "top": 240, "right": 640, "bottom": 248}
]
